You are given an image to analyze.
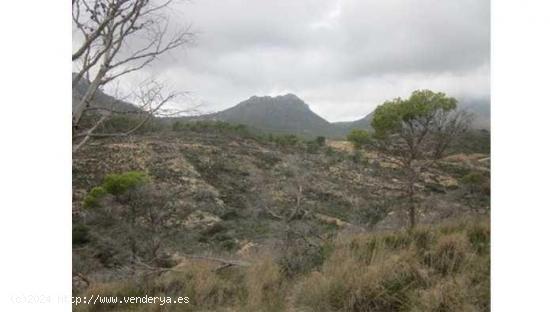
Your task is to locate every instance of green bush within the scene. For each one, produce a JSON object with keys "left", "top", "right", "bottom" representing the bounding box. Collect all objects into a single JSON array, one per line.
[
  {"left": 467, "top": 222, "right": 490, "bottom": 254},
  {"left": 172, "top": 120, "right": 251, "bottom": 136},
  {"left": 347, "top": 129, "right": 371, "bottom": 149},
  {"left": 461, "top": 171, "right": 490, "bottom": 195},
  {"left": 272, "top": 134, "right": 300, "bottom": 146},
  {"left": 350, "top": 149, "right": 368, "bottom": 165},
  {"left": 315, "top": 136, "right": 326, "bottom": 146},
  {"left": 73, "top": 224, "right": 91, "bottom": 245},
  {"left": 102, "top": 171, "right": 149, "bottom": 195},
  {"left": 83, "top": 186, "right": 107, "bottom": 208},
  {"left": 171, "top": 120, "right": 184, "bottom": 131},
  {"left": 100, "top": 114, "right": 164, "bottom": 134},
  {"left": 83, "top": 171, "right": 149, "bottom": 208},
  {"left": 461, "top": 172, "right": 485, "bottom": 185},
  {"left": 302, "top": 136, "right": 326, "bottom": 153}
]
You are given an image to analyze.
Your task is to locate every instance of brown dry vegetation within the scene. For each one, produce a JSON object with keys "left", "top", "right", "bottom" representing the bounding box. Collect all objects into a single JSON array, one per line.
[{"left": 74, "top": 218, "right": 489, "bottom": 312}]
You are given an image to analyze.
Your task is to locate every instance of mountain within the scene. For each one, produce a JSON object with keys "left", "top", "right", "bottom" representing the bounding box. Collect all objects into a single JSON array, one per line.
[
  {"left": 459, "top": 98, "right": 490, "bottom": 130},
  {"left": 191, "top": 94, "right": 341, "bottom": 137},
  {"left": 76, "top": 83, "right": 489, "bottom": 137},
  {"left": 332, "top": 112, "right": 374, "bottom": 133},
  {"left": 72, "top": 73, "right": 139, "bottom": 114}
]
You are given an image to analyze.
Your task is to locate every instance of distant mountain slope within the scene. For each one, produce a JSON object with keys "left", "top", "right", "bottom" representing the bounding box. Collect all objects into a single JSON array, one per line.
[
  {"left": 72, "top": 73, "right": 139, "bottom": 114},
  {"left": 459, "top": 98, "right": 490, "bottom": 130},
  {"left": 332, "top": 112, "right": 374, "bottom": 133},
  {"left": 191, "top": 94, "right": 344, "bottom": 137}
]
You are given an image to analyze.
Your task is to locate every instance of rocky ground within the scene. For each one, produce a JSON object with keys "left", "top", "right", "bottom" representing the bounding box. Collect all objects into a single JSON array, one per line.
[{"left": 72, "top": 127, "right": 490, "bottom": 288}]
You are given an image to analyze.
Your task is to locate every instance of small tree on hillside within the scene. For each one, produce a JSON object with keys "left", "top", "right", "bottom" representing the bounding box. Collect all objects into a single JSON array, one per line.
[
  {"left": 83, "top": 171, "right": 183, "bottom": 267},
  {"left": 347, "top": 129, "right": 370, "bottom": 149},
  {"left": 360, "top": 90, "right": 471, "bottom": 229}
]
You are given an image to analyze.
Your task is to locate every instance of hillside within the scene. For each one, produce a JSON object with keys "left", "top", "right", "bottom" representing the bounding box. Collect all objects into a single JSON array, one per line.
[
  {"left": 182, "top": 94, "right": 346, "bottom": 137},
  {"left": 174, "top": 94, "right": 490, "bottom": 139},
  {"left": 72, "top": 126, "right": 490, "bottom": 311},
  {"left": 73, "top": 82, "right": 490, "bottom": 138},
  {"left": 73, "top": 126, "right": 489, "bottom": 292},
  {"left": 333, "top": 111, "right": 374, "bottom": 133},
  {"left": 72, "top": 73, "right": 140, "bottom": 114}
]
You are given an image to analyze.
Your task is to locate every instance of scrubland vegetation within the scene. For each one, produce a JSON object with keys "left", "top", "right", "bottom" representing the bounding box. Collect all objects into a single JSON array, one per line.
[
  {"left": 74, "top": 218, "right": 489, "bottom": 312},
  {"left": 73, "top": 103, "right": 490, "bottom": 311}
]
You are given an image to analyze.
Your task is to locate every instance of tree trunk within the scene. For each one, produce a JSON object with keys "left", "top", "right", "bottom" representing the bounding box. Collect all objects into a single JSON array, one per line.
[
  {"left": 73, "top": 66, "right": 108, "bottom": 131},
  {"left": 408, "top": 203, "right": 416, "bottom": 230},
  {"left": 406, "top": 171, "right": 417, "bottom": 230}
]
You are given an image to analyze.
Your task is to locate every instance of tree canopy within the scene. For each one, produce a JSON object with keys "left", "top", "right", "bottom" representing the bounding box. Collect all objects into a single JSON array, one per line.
[{"left": 371, "top": 90, "right": 458, "bottom": 140}]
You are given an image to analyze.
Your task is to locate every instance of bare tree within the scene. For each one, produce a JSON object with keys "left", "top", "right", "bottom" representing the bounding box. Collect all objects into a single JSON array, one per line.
[
  {"left": 72, "top": 79, "right": 177, "bottom": 152},
  {"left": 72, "top": 0, "right": 194, "bottom": 152},
  {"left": 431, "top": 110, "right": 473, "bottom": 159}
]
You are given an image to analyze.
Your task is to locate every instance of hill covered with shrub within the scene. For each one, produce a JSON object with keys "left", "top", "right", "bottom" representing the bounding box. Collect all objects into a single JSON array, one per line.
[{"left": 72, "top": 123, "right": 489, "bottom": 311}]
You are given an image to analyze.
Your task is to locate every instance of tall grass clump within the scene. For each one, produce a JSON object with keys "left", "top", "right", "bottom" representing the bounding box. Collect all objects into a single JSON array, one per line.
[
  {"left": 244, "top": 256, "right": 286, "bottom": 311},
  {"left": 294, "top": 218, "right": 489, "bottom": 312}
]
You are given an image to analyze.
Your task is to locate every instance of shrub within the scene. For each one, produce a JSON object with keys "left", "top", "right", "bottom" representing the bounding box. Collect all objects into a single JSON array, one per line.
[
  {"left": 171, "top": 120, "right": 183, "bottom": 131},
  {"left": 461, "top": 171, "right": 490, "bottom": 195},
  {"left": 82, "top": 186, "right": 107, "bottom": 208},
  {"left": 411, "top": 227, "right": 435, "bottom": 251},
  {"left": 315, "top": 136, "right": 326, "bottom": 146},
  {"left": 357, "top": 204, "right": 388, "bottom": 227},
  {"left": 347, "top": 129, "right": 371, "bottom": 149},
  {"left": 73, "top": 224, "right": 91, "bottom": 245},
  {"left": 426, "top": 234, "right": 468, "bottom": 275},
  {"left": 83, "top": 171, "right": 149, "bottom": 208},
  {"left": 100, "top": 114, "right": 164, "bottom": 134},
  {"left": 350, "top": 149, "right": 368, "bottom": 165},
  {"left": 412, "top": 277, "right": 475, "bottom": 312},
  {"left": 295, "top": 251, "right": 427, "bottom": 312},
  {"left": 278, "top": 242, "right": 327, "bottom": 277},
  {"left": 467, "top": 221, "right": 490, "bottom": 254},
  {"left": 381, "top": 231, "right": 412, "bottom": 250},
  {"left": 102, "top": 171, "right": 149, "bottom": 195},
  {"left": 461, "top": 172, "right": 485, "bottom": 185},
  {"left": 271, "top": 134, "right": 300, "bottom": 146},
  {"left": 73, "top": 218, "right": 490, "bottom": 311},
  {"left": 245, "top": 257, "right": 285, "bottom": 311},
  {"left": 172, "top": 120, "right": 251, "bottom": 137},
  {"left": 156, "top": 262, "right": 246, "bottom": 309}
]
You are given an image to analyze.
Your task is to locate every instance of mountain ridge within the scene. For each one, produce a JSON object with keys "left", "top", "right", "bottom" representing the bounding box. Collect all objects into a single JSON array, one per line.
[
  {"left": 180, "top": 93, "right": 490, "bottom": 137},
  {"left": 73, "top": 75, "right": 490, "bottom": 137}
]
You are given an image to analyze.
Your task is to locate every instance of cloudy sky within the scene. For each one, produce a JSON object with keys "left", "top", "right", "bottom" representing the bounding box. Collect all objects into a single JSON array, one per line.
[{"left": 137, "top": 0, "right": 490, "bottom": 122}]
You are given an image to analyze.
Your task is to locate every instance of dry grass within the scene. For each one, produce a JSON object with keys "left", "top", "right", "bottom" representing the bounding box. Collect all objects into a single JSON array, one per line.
[
  {"left": 244, "top": 256, "right": 286, "bottom": 311},
  {"left": 74, "top": 218, "right": 489, "bottom": 312},
  {"left": 293, "top": 218, "right": 489, "bottom": 312}
]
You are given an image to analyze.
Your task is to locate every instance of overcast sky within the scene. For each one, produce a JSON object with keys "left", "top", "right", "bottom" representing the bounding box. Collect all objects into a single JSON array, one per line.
[{"left": 133, "top": 0, "right": 490, "bottom": 122}]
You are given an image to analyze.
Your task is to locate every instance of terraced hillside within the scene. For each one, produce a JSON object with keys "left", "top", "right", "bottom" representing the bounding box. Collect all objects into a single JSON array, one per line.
[{"left": 72, "top": 126, "right": 489, "bottom": 311}]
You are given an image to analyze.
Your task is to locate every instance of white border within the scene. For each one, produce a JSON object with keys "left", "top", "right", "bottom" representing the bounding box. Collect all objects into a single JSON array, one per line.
[
  {"left": 1, "top": 0, "right": 550, "bottom": 310},
  {"left": 492, "top": 0, "right": 550, "bottom": 310},
  {"left": 0, "top": 1, "right": 72, "bottom": 311}
]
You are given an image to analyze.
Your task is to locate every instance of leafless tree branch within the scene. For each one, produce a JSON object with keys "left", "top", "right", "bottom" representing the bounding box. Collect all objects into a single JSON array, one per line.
[{"left": 72, "top": 0, "right": 195, "bottom": 151}]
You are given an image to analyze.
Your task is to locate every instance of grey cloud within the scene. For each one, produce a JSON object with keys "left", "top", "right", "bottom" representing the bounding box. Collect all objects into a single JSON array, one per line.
[{"left": 118, "top": 0, "right": 490, "bottom": 121}]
